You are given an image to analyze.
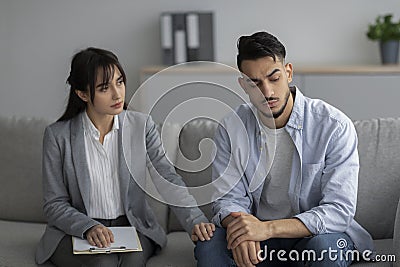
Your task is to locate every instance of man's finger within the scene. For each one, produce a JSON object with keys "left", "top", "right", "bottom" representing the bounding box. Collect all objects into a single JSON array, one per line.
[
  {"left": 226, "top": 216, "right": 247, "bottom": 238},
  {"left": 256, "top": 241, "right": 262, "bottom": 262},
  {"left": 249, "top": 242, "right": 259, "bottom": 265},
  {"left": 234, "top": 247, "right": 244, "bottom": 266},
  {"left": 232, "top": 247, "right": 239, "bottom": 266},
  {"left": 226, "top": 221, "right": 244, "bottom": 241},
  {"left": 226, "top": 216, "right": 241, "bottom": 232},
  {"left": 227, "top": 227, "right": 247, "bottom": 249}
]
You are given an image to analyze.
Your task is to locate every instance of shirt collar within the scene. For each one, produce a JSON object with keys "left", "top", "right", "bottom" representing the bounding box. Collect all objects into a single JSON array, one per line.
[
  {"left": 286, "top": 86, "right": 304, "bottom": 131},
  {"left": 82, "top": 111, "right": 119, "bottom": 140}
]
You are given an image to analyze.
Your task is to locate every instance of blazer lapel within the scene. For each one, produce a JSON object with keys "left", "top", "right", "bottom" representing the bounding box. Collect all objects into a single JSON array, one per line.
[
  {"left": 118, "top": 111, "right": 130, "bottom": 211},
  {"left": 70, "top": 113, "right": 91, "bottom": 212}
]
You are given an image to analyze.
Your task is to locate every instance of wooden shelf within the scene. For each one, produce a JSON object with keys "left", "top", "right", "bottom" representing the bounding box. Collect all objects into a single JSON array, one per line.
[
  {"left": 293, "top": 65, "right": 400, "bottom": 74},
  {"left": 141, "top": 64, "right": 400, "bottom": 76}
]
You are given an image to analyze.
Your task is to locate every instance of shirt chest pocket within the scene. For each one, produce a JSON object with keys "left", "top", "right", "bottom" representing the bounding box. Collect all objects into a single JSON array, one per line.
[{"left": 300, "top": 162, "right": 324, "bottom": 197}]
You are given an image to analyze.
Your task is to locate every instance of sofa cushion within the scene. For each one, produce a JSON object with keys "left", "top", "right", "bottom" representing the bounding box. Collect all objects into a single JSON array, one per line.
[
  {"left": 169, "top": 118, "right": 218, "bottom": 232},
  {"left": 354, "top": 118, "right": 400, "bottom": 240},
  {"left": 0, "top": 219, "right": 54, "bottom": 266},
  {"left": 394, "top": 199, "right": 400, "bottom": 267},
  {"left": 0, "top": 116, "right": 49, "bottom": 223}
]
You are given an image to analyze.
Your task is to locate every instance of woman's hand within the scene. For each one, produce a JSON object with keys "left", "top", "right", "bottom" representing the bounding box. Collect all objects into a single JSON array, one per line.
[
  {"left": 86, "top": 225, "right": 114, "bottom": 248},
  {"left": 191, "top": 222, "right": 216, "bottom": 242}
]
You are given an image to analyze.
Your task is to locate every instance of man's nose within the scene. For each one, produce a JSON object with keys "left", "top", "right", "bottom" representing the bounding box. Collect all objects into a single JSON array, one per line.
[{"left": 259, "top": 81, "right": 274, "bottom": 98}]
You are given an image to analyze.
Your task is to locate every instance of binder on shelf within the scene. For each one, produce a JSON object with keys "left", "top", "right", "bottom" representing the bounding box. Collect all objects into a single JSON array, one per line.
[
  {"left": 197, "top": 12, "right": 214, "bottom": 62},
  {"left": 186, "top": 13, "right": 200, "bottom": 61},
  {"left": 160, "top": 13, "right": 174, "bottom": 66},
  {"left": 159, "top": 11, "right": 214, "bottom": 65},
  {"left": 172, "top": 13, "right": 187, "bottom": 64},
  {"left": 72, "top": 226, "right": 142, "bottom": 254},
  {"left": 186, "top": 12, "right": 214, "bottom": 62}
]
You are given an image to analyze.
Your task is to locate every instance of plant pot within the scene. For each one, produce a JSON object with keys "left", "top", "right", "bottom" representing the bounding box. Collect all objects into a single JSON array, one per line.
[{"left": 379, "top": 40, "right": 399, "bottom": 64}]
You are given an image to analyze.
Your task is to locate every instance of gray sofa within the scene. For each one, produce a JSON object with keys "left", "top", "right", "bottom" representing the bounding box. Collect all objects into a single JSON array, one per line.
[{"left": 0, "top": 115, "right": 399, "bottom": 267}]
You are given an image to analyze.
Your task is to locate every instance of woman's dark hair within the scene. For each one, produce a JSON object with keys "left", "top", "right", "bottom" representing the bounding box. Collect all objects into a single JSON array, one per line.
[
  {"left": 236, "top": 31, "right": 286, "bottom": 71},
  {"left": 58, "top": 47, "right": 127, "bottom": 121}
]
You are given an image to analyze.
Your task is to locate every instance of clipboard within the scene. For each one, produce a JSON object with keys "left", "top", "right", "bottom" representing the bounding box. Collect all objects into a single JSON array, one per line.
[{"left": 72, "top": 226, "right": 143, "bottom": 254}]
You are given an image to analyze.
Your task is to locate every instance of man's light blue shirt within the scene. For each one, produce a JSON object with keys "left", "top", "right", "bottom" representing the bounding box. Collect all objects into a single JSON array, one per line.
[{"left": 211, "top": 87, "right": 374, "bottom": 254}]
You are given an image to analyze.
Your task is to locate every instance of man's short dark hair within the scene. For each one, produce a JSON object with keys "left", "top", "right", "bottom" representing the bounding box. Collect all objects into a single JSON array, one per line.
[{"left": 236, "top": 31, "right": 286, "bottom": 71}]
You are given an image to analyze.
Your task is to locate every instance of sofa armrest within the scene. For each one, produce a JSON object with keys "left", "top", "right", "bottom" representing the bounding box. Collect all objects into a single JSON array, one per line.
[{"left": 394, "top": 197, "right": 400, "bottom": 267}]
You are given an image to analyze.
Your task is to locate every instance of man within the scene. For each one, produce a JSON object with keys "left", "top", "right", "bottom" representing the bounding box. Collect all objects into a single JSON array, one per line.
[{"left": 195, "top": 31, "right": 374, "bottom": 266}]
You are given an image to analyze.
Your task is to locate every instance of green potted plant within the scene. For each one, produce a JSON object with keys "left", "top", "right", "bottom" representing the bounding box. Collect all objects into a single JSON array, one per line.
[{"left": 366, "top": 14, "right": 400, "bottom": 64}]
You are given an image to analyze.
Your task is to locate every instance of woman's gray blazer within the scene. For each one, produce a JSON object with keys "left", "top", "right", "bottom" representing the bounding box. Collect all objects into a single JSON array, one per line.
[{"left": 35, "top": 110, "right": 207, "bottom": 264}]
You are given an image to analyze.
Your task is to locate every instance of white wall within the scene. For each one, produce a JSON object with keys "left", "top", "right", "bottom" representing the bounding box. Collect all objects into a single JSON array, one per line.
[{"left": 1, "top": 0, "right": 399, "bottom": 120}]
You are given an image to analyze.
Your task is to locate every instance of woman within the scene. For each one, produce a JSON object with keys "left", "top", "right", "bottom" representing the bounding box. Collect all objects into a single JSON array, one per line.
[{"left": 35, "top": 47, "right": 214, "bottom": 267}]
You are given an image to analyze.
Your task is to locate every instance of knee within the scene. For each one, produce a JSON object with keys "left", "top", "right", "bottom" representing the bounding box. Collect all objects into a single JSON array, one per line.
[
  {"left": 195, "top": 227, "right": 228, "bottom": 259},
  {"left": 194, "top": 227, "right": 237, "bottom": 267},
  {"left": 305, "top": 234, "right": 352, "bottom": 252},
  {"left": 304, "top": 235, "right": 333, "bottom": 252},
  {"left": 302, "top": 234, "right": 354, "bottom": 267}
]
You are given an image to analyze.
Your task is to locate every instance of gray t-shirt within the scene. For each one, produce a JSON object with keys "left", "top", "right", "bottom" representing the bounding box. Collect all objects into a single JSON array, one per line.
[{"left": 256, "top": 123, "right": 295, "bottom": 221}]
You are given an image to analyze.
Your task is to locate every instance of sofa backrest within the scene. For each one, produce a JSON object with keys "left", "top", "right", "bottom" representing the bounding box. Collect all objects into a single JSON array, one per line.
[
  {"left": 353, "top": 117, "right": 400, "bottom": 239},
  {"left": 0, "top": 115, "right": 175, "bottom": 231},
  {"left": 2, "top": 115, "right": 399, "bottom": 240},
  {"left": 167, "top": 118, "right": 218, "bottom": 231},
  {"left": 0, "top": 116, "right": 48, "bottom": 223},
  {"left": 167, "top": 117, "right": 400, "bottom": 239}
]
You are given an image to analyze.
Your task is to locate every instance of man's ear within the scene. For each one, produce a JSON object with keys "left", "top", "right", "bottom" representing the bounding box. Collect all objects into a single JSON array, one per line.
[
  {"left": 238, "top": 77, "right": 249, "bottom": 95},
  {"left": 75, "top": 90, "right": 89, "bottom": 102},
  {"left": 285, "top": 63, "right": 293, "bottom": 83}
]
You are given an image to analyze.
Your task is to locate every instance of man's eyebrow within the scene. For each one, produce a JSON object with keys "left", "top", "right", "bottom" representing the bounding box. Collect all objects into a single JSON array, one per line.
[
  {"left": 266, "top": 69, "right": 280, "bottom": 77},
  {"left": 117, "top": 75, "right": 123, "bottom": 80},
  {"left": 245, "top": 69, "right": 281, "bottom": 82}
]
